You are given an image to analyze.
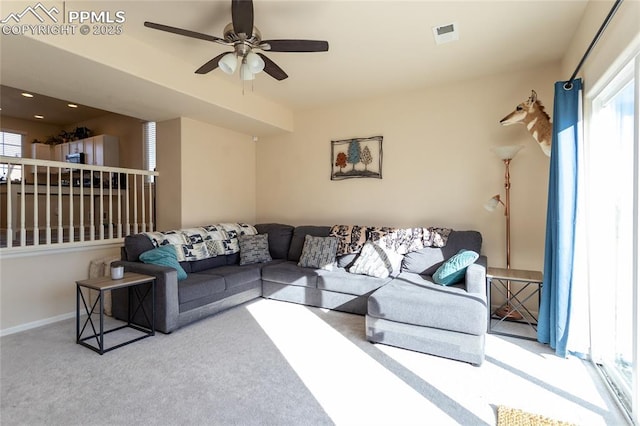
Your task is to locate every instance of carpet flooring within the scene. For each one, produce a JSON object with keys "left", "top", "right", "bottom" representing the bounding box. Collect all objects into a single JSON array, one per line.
[{"left": 0, "top": 298, "right": 630, "bottom": 425}]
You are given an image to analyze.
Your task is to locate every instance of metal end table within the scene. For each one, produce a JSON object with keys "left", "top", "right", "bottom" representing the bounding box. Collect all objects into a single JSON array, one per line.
[
  {"left": 486, "top": 267, "right": 543, "bottom": 340},
  {"left": 76, "top": 272, "right": 155, "bottom": 354}
]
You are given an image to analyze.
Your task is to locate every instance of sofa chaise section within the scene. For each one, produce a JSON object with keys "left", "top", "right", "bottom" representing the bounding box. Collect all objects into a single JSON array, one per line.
[{"left": 365, "top": 230, "right": 487, "bottom": 365}]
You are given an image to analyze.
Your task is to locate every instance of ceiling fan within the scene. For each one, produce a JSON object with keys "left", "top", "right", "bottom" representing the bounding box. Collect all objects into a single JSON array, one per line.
[{"left": 144, "top": 0, "right": 329, "bottom": 81}]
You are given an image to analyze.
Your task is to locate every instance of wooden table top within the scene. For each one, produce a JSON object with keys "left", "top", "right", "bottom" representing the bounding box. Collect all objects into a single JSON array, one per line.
[
  {"left": 76, "top": 272, "right": 155, "bottom": 291},
  {"left": 487, "top": 267, "right": 543, "bottom": 283}
]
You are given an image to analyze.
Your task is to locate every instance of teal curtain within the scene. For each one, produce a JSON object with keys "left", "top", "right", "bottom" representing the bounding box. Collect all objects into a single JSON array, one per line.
[{"left": 537, "top": 79, "right": 582, "bottom": 357}]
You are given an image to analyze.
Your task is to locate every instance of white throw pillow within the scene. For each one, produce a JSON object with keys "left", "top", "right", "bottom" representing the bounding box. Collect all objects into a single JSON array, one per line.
[{"left": 348, "top": 241, "right": 403, "bottom": 278}]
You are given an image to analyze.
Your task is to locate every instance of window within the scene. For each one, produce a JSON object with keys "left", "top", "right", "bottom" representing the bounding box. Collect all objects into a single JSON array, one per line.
[
  {"left": 0, "top": 130, "right": 23, "bottom": 181},
  {"left": 143, "top": 122, "right": 156, "bottom": 182},
  {"left": 586, "top": 55, "right": 638, "bottom": 421}
]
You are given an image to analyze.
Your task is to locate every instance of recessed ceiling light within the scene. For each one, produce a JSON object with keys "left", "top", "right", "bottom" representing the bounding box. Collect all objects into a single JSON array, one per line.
[
  {"left": 21, "top": 92, "right": 34, "bottom": 98},
  {"left": 34, "top": 115, "right": 44, "bottom": 119},
  {"left": 68, "top": 103, "right": 78, "bottom": 108}
]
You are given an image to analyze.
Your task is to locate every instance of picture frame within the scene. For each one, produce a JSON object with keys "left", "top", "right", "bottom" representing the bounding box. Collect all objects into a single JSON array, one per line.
[{"left": 331, "top": 136, "right": 383, "bottom": 180}]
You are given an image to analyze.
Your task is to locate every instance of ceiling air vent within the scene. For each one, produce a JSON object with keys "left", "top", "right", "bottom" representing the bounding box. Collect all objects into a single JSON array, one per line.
[{"left": 432, "top": 22, "right": 459, "bottom": 45}]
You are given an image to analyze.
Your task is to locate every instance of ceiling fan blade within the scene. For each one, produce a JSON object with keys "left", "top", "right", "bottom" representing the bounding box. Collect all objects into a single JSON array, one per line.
[
  {"left": 232, "top": 0, "right": 254, "bottom": 36},
  {"left": 195, "top": 52, "right": 229, "bottom": 74},
  {"left": 262, "top": 39, "right": 329, "bottom": 52},
  {"left": 144, "top": 21, "right": 225, "bottom": 44},
  {"left": 257, "top": 53, "right": 288, "bottom": 81}
]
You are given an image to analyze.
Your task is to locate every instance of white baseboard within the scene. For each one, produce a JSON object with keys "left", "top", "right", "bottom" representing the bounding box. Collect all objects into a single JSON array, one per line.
[{"left": 0, "top": 311, "right": 75, "bottom": 337}]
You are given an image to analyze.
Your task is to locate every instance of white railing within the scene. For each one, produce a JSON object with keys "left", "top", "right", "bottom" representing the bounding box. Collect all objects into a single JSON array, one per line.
[{"left": 0, "top": 156, "right": 159, "bottom": 252}]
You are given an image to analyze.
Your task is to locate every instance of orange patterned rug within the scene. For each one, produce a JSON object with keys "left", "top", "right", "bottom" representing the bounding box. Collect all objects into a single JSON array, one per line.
[{"left": 497, "top": 406, "right": 575, "bottom": 426}]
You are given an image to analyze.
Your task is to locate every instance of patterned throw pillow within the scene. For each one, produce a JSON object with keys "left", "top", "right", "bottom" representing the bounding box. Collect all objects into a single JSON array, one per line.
[
  {"left": 298, "top": 235, "right": 339, "bottom": 270},
  {"left": 329, "top": 225, "right": 368, "bottom": 255},
  {"left": 139, "top": 245, "right": 188, "bottom": 281},
  {"left": 348, "top": 241, "right": 403, "bottom": 278},
  {"left": 239, "top": 234, "right": 272, "bottom": 265},
  {"left": 432, "top": 249, "right": 479, "bottom": 285}
]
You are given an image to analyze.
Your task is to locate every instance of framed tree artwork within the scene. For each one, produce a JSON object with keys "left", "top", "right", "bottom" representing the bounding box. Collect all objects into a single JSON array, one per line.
[{"left": 331, "top": 135, "right": 383, "bottom": 180}]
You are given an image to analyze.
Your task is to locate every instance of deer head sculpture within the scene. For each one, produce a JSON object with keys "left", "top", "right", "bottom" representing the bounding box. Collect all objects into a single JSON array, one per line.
[{"left": 500, "top": 90, "right": 552, "bottom": 157}]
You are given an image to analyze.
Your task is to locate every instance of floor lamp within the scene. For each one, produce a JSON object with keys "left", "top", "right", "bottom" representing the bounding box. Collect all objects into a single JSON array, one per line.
[{"left": 485, "top": 144, "right": 523, "bottom": 319}]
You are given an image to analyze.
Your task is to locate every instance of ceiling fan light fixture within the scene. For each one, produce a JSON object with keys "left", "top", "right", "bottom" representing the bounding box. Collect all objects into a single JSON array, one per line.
[
  {"left": 219, "top": 52, "right": 238, "bottom": 74},
  {"left": 240, "top": 62, "right": 255, "bottom": 80},
  {"left": 245, "top": 51, "right": 265, "bottom": 74}
]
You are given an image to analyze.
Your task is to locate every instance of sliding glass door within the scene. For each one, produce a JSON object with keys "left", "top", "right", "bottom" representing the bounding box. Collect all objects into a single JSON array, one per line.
[{"left": 587, "top": 56, "right": 638, "bottom": 422}]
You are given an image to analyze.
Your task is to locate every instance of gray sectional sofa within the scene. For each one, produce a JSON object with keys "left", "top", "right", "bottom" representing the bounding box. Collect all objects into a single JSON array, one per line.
[{"left": 112, "top": 223, "right": 487, "bottom": 365}]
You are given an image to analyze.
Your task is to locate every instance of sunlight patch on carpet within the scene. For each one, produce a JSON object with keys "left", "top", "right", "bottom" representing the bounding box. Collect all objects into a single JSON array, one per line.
[{"left": 246, "top": 299, "right": 457, "bottom": 425}]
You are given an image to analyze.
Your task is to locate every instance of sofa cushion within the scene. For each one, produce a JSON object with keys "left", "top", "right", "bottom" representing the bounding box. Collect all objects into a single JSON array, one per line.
[
  {"left": 433, "top": 249, "right": 479, "bottom": 285},
  {"left": 178, "top": 273, "right": 226, "bottom": 304},
  {"left": 139, "top": 245, "right": 188, "bottom": 280},
  {"left": 189, "top": 255, "right": 227, "bottom": 273},
  {"left": 368, "top": 272, "right": 487, "bottom": 335},
  {"left": 239, "top": 234, "right": 272, "bottom": 265},
  {"left": 288, "top": 226, "right": 332, "bottom": 261},
  {"left": 124, "top": 234, "right": 155, "bottom": 261},
  {"left": 298, "top": 235, "right": 339, "bottom": 270},
  {"left": 317, "top": 268, "right": 393, "bottom": 295},
  {"left": 255, "top": 223, "right": 294, "bottom": 260},
  {"left": 261, "top": 261, "right": 322, "bottom": 288},
  {"left": 198, "top": 264, "right": 262, "bottom": 290},
  {"left": 402, "top": 230, "right": 482, "bottom": 275}
]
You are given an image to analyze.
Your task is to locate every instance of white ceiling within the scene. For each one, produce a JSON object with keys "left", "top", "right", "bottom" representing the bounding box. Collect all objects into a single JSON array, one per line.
[
  {"left": 121, "top": 0, "right": 588, "bottom": 109},
  {"left": 0, "top": 1, "right": 589, "bottom": 128}
]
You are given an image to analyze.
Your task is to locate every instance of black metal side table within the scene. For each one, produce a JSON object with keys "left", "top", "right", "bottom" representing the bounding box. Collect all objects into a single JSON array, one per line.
[
  {"left": 486, "top": 267, "right": 543, "bottom": 340},
  {"left": 76, "top": 272, "right": 155, "bottom": 354}
]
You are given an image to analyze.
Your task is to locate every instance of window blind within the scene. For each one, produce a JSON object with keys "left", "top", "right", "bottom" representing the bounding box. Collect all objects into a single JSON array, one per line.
[{"left": 143, "top": 122, "right": 156, "bottom": 182}]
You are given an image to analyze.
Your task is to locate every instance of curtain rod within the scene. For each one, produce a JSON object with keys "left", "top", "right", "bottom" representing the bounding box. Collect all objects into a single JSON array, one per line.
[{"left": 564, "top": 0, "right": 624, "bottom": 89}]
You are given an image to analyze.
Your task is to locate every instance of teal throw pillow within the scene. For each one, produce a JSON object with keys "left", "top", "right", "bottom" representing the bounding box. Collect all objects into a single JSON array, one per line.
[
  {"left": 432, "top": 249, "right": 479, "bottom": 286},
  {"left": 139, "top": 245, "right": 188, "bottom": 281}
]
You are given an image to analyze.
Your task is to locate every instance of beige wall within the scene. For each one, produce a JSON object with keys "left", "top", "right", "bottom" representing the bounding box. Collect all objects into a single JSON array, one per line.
[
  {"left": 156, "top": 117, "right": 256, "bottom": 230},
  {"left": 179, "top": 117, "right": 256, "bottom": 227},
  {"left": 257, "top": 63, "right": 560, "bottom": 272},
  {"left": 156, "top": 118, "right": 182, "bottom": 230},
  {"left": 0, "top": 245, "right": 121, "bottom": 333}
]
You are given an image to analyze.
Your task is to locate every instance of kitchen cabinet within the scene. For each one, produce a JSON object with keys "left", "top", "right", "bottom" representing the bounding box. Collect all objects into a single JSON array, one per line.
[
  {"left": 52, "top": 135, "right": 119, "bottom": 166},
  {"left": 53, "top": 143, "right": 70, "bottom": 162},
  {"left": 68, "top": 141, "right": 84, "bottom": 154},
  {"left": 88, "top": 135, "right": 119, "bottom": 167}
]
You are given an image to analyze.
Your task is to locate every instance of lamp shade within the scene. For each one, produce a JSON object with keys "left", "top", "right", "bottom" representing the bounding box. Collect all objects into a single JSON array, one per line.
[
  {"left": 240, "top": 62, "right": 255, "bottom": 80},
  {"left": 219, "top": 53, "right": 238, "bottom": 74},
  {"left": 245, "top": 51, "right": 265, "bottom": 74},
  {"left": 484, "top": 195, "right": 501, "bottom": 212},
  {"left": 492, "top": 144, "right": 524, "bottom": 160}
]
